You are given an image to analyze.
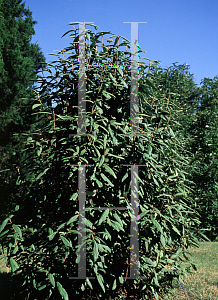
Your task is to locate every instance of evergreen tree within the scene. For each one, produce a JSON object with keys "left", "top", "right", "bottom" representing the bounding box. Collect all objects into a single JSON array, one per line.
[
  {"left": 189, "top": 77, "right": 218, "bottom": 240},
  {"left": 147, "top": 63, "right": 218, "bottom": 240},
  {"left": 0, "top": 0, "right": 46, "bottom": 215},
  {"left": 147, "top": 62, "right": 200, "bottom": 143},
  {"left": 146, "top": 62, "right": 201, "bottom": 195}
]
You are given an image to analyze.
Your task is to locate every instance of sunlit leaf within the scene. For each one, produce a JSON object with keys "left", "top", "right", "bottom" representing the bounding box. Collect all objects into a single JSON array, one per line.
[
  {"left": 57, "top": 282, "right": 69, "bottom": 300},
  {"left": 10, "top": 257, "right": 19, "bottom": 272},
  {"left": 102, "top": 163, "right": 117, "bottom": 179},
  {"left": 61, "top": 236, "right": 72, "bottom": 248},
  {"left": 66, "top": 215, "right": 79, "bottom": 225},
  {"left": 48, "top": 273, "right": 55, "bottom": 288},
  {"left": 93, "top": 240, "right": 99, "bottom": 261},
  {"left": 100, "top": 173, "right": 114, "bottom": 187},
  {"left": 13, "top": 224, "right": 22, "bottom": 239},
  {"left": 0, "top": 218, "right": 9, "bottom": 234},
  {"left": 98, "top": 209, "right": 109, "bottom": 226},
  {"left": 96, "top": 273, "right": 105, "bottom": 293},
  {"left": 112, "top": 278, "right": 116, "bottom": 290}
]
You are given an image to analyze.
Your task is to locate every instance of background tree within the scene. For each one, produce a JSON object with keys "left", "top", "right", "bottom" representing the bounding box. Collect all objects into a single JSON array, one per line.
[
  {"left": 0, "top": 0, "right": 46, "bottom": 217},
  {"left": 188, "top": 77, "right": 218, "bottom": 241},
  {"left": 146, "top": 63, "right": 218, "bottom": 241},
  {"left": 145, "top": 62, "right": 200, "bottom": 154}
]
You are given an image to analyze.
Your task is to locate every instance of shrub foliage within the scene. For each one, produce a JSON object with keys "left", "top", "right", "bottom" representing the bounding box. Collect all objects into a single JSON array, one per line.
[{"left": 0, "top": 23, "right": 205, "bottom": 299}]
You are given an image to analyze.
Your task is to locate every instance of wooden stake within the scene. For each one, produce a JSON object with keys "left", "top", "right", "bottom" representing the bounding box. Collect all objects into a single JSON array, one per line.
[
  {"left": 124, "top": 258, "right": 129, "bottom": 282},
  {"left": 162, "top": 93, "right": 166, "bottom": 108},
  {"left": 166, "top": 95, "right": 170, "bottom": 109},
  {"left": 61, "top": 49, "right": 66, "bottom": 59},
  {"left": 98, "top": 72, "right": 106, "bottom": 94}
]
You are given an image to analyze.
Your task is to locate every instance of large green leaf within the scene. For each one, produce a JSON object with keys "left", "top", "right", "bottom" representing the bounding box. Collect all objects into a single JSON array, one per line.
[
  {"left": 113, "top": 211, "right": 123, "bottom": 226},
  {"left": 0, "top": 218, "right": 9, "bottom": 234},
  {"left": 160, "top": 234, "right": 166, "bottom": 248},
  {"left": 35, "top": 168, "right": 50, "bottom": 181},
  {"left": 13, "top": 224, "right": 22, "bottom": 239},
  {"left": 98, "top": 209, "right": 109, "bottom": 226},
  {"left": 96, "top": 273, "right": 105, "bottom": 293},
  {"left": 96, "top": 178, "right": 103, "bottom": 188},
  {"left": 100, "top": 173, "right": 114, "bottom": 187},
  {"left": 48, "top": 273, "right": 55, "bottom": 288},
  {"left": 152, "top": 218, "right": 163, "bottom": 234},
  {"left": 102, "top": 163, "right": 117, "bottom": 179},
  {"left": 66, "top": 215, "right": 79, "bottom": 225},
  {"left": 93, "top": 240, "right": 99, "bottom": 261},
  {"left": 61, "top": 236, "right": 72, "bottom": 248},
  {"left": 86, "top": 277, "right": 93, "bottom": 289},
  {"left": 112, "top": 278, "right": 117, "bottom": 290},
  {"left": 110, "top": 220, "right": 124, "bottom": 232},
  {"left": 48, "top": 232, "right": 56, "bottom": 241},
  {"left": 9, "top": 257, "right": 19, "bottom": 272},
  {"left": 57, "top": 282, "right": 69, "bottom": 300}
]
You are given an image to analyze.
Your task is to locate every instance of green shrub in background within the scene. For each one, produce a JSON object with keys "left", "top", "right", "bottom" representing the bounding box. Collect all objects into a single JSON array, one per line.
[
  {"left": 146, "top": 63, "right": 218, "bottom": 242},
  {"left": 188, "top": 77, "right": 218, "bottom": 241},
  {"left": 0, "top": 23, "right": 207, "bottom": 300}
]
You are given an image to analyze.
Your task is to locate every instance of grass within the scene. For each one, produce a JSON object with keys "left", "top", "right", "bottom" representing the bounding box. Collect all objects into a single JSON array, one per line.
[
  {"left": 161, "top": 242, "right": 218, "bottom": 300},
  {"left": 0, "top": 242, "right": 218, "bottom": 299},
  {"left": 0, "top": 250, "right": 13, "bottom": 300}
]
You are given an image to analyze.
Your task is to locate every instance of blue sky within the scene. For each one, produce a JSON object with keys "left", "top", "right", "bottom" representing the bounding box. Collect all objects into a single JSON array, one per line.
[{"left": 25, "top": 0, "right": 218, "bottom": 90}]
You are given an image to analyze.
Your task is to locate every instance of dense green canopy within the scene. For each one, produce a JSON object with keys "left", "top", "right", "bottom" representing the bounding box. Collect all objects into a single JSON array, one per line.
[{"left": 0, "top": 0, "right": 46, "bottom": 216}]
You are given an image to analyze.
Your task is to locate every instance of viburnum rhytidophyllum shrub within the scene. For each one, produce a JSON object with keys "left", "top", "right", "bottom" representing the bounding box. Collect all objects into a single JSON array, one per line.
[{"left": 0, "top": 23, "right": 204, "bottom": 300}]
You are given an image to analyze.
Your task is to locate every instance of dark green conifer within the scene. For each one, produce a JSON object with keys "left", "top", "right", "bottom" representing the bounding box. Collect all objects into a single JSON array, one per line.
[{"left": 0, "top": 0, "right": 46, "bottom": 215}]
